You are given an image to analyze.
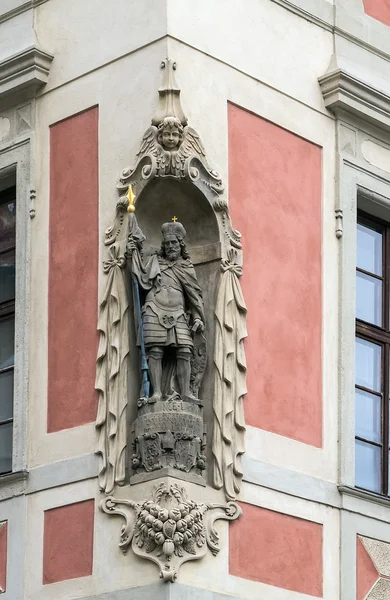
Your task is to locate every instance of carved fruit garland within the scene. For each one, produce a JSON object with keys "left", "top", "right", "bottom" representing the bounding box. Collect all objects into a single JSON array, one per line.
[{"left": 100, "top": 483, "right": 242, "bottom": 582}]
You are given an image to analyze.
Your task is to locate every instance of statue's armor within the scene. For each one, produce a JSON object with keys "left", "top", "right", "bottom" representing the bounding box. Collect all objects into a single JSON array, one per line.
[{"left": 142, "top": 263, "right": 193, "bottom": 348}]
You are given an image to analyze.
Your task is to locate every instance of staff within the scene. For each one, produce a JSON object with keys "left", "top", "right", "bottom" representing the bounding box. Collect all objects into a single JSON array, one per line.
[{"left": 126, "top": 184, "right": 150, "bottom": 400}]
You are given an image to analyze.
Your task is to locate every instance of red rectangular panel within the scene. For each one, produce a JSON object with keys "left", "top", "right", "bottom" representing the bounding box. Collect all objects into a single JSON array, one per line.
[
  {"left": 48, "top": 107, "right": 99, "bottom": 432},
  {"left": 43, "top": 499, "right": 94, "bottom": 584},
  {"left": 230, "top": 503, "right": 322, "bottom": 596},
  {"left": 228, "top": 103, "right": 322, "bottom": 447}
]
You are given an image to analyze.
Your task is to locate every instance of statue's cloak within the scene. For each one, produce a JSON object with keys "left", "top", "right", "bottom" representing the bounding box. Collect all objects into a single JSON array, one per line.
[{"left": 132, "top": 254, "right": 205, "bottom": 324}]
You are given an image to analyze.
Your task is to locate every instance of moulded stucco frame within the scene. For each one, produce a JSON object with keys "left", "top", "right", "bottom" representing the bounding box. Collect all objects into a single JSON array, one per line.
[
  {"left": 341, "top": 508, "right": 390, "bottom": 600},
  {"left": 77, "top": 584, "right": 241, "bottom": 600},
  {"left": 0, "top": 494, "right": 27, "bottom": 600},
  {"left": 338, "top": 136, "right": 390, "bottom": 499},
  {"left": 0, "top": 140, "right": 31, "bottom": 475}
]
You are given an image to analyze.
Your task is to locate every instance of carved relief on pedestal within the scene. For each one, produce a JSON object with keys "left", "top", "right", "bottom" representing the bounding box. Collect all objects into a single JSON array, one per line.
[{"left": 95, "top": 58, "right": 247, "bottom": 580}]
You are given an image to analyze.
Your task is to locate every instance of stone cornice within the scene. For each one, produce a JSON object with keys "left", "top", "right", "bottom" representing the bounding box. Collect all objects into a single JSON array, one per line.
[
  {"left": 0, "top": 46, "right": 53, "bottom": 102},
  {"left": 0, "top": 0, "right": 50, "bottom": 26},
  {"left": 319, "top": 66, "right": 390, "bottom": 131}
]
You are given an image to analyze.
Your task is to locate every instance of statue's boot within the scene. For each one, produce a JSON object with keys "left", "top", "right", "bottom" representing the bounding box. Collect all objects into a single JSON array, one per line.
[
  {"left": 177, "top": 352, "right": 199, "bottom": 403},
  {"left": 148, "top": 347, "right": 163, "bottom": 403}
]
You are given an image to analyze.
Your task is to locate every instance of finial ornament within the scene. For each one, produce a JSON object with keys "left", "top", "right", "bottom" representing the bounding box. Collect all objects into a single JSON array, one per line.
[
  {"left": 172, "top": 216, "right": 178, "bottom": 222},
  {"left": 152, "top": 58, "right": 187, "bottom": 126}
]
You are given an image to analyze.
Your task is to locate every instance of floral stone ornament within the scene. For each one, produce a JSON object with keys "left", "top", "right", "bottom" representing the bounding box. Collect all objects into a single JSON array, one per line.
[{"left": 100, "top": 483, "right": 242, "bottom": 582}]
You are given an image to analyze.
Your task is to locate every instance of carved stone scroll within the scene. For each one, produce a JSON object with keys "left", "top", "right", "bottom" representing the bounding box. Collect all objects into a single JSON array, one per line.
[
  {"left": 100, "top": 483, "right": 242, "bottom": 582},
  {"left": 212, "top": 248, "right": 247, "bottom": 501}
]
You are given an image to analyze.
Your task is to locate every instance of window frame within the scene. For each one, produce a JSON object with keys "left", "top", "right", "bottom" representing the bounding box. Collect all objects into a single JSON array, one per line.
[
  {"left": 355, "top": 210, "right": 390, "bottom": 495},
  {"left": 0, "top": 185, "right": 16, "bottom": 474},
  {"left": 0, "top": 144, "right": 31, "bottom": 477},
  {"left": 338, "top": 155, "right": 390, "bottom": 498}
]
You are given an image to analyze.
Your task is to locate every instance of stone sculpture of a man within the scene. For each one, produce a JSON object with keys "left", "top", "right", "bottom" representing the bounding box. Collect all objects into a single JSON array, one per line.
[{"left": 128, "top": 220, "right": 205, "bottom": 404}]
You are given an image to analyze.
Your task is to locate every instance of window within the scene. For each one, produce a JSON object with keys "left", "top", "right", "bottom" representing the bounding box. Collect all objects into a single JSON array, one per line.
[{"left": 0, "top": 186, "right": 16, "bottom": 475}]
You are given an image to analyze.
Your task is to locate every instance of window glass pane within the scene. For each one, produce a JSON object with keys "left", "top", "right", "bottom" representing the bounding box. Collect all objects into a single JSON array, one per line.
[
  {"left": 0, "top": 422, "right": 12, "bottom": 474},
  {"left": 0, "top": 318, "right": 14, "bottom": 370},
  {"left": 0, "top": 249, "right": 15, "bottom": 303},
  {"left": 355, "top": 440, "right": 381, "bottom": 493},
  {"left": 355, "top": 338, "right": 381, "bottom": 392},
  {"left": 357, "top": 223, "right": 382, "bottom": 275},
  {"left": 0, "top": 370, "right": 13, "bottom": 421},
  {"left": 356, "top": 271, "right": 382, "bottom": 326},
  {"left": 355, "top": 389, "right": 381, "bottom": 443},
  {"left": 0, "top": 199, "right": 16, "bottom": 253}
]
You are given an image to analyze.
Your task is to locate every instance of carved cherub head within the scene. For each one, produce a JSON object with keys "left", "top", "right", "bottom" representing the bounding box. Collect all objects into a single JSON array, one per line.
[
  {"left": 160, "top": 221, "right": 189, "bottom": 261},
  {"left": 157, "top": 117, "right": 184, "bottom": 150}
]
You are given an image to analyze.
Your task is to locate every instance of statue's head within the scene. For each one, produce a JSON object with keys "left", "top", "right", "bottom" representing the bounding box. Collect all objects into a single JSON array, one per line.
[
  {"left": 157, "top": 117, "right": 183, "bottom": 150},
  {"left": 160, "top": 221, "right": 189, "bottom": 261}
]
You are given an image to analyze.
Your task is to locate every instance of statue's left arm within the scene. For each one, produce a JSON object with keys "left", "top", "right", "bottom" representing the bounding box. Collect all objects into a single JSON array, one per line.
[{"left": 180, "top": 262, "right": 205, "bottom": 333}]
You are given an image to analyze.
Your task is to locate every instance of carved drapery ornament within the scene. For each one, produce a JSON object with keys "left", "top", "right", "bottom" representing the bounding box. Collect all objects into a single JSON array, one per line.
[
  {"left": 96, "top": 237, "right": 129, "bottom": 493},
  {"left": 212, "top": 249, "right": 247, "bottom": 501},
  {"left": 100, "top": 483, "right": 242, "bottom": 582}
]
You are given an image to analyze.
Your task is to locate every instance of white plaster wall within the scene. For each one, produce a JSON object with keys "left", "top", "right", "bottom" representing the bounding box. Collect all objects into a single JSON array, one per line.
[
  {"left": 167, "top": 0, "right": 333, "bottom": 112},
  {"left": 33, "top": 0, "right": 334, "bottom": 111},
  {"left": 34, "top": 0, "right": 168, "bottom": 92}
]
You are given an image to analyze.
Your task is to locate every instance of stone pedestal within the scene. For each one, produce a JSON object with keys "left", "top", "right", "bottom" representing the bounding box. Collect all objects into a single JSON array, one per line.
[{"left": 131, "top": 399, "right": 206, "bottom": 485}]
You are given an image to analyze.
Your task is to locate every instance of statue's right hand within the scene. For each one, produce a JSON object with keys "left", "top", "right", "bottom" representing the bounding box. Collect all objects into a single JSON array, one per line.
[{"left": 125, "top": 239, "right": 136, "bottom": 259}]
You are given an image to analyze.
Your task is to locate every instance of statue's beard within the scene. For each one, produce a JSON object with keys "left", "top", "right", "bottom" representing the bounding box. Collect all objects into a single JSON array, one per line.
[{"left": 166, "top": 250, "right": 180, "bottom": 261}]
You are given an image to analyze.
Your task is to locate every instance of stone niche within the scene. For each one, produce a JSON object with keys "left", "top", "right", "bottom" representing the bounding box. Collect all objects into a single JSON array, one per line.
[
  {"left": 129, "top": 178, "right": 221, "bottom": 486},
  {"left": 95, "top": 58, "right": 247, "bottom": 582}
]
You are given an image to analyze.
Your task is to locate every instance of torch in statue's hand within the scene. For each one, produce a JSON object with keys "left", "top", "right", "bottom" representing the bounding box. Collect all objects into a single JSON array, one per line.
[{"left": 125, "top": 236, "right": 137, "bottom": 260}]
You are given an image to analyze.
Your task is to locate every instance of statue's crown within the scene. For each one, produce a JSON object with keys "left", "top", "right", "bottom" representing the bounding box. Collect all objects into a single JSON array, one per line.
[{"left": 161, "top": 221, "right": 186, "bottom": 240}]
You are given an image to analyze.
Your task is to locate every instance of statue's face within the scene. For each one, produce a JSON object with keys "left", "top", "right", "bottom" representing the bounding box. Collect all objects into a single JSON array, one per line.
[
  {"left": 163, "top": 235, "right": 181, "bottom": 261},
  {"left": 161, "top": 127, "right": 180, "bottom": 150}
]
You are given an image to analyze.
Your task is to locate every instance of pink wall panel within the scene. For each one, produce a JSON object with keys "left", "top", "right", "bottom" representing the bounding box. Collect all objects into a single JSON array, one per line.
[
  {"left": 363, "top": 0, "right": 390, "bottom": 27},
  {"left": 356, "top": 538, "right": 379, "bottom": 600},
  {"left": 228, "top": 103, "right": 322, "bottom": 447},
  {"left": 229, "top": 503, "right": 323, "bottom": 596},
  {"left": 0, "top": 522, "right": 7, "bottom": 592},
  {"left": 48, "top": 107, "right": 99, "bottom": 432},
  {"left": 43, "top": 500, "right": 94, "bottom": 584}
]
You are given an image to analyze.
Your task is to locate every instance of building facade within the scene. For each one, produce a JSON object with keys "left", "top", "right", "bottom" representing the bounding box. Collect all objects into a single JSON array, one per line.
[{"left": 1, "top": 0, "right": 390, "bottom": 599}]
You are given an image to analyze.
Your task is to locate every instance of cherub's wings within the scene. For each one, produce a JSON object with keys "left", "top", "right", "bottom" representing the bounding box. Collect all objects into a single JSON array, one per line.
[
  {"left": 170, "top": 151, "right": 182, "bottom": 173},
  {"left": 179, "top": 126, "right": 206, "bottom": 159},
  {"left": 136, "top": 126, "right": 160, "bottom": 158}
]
